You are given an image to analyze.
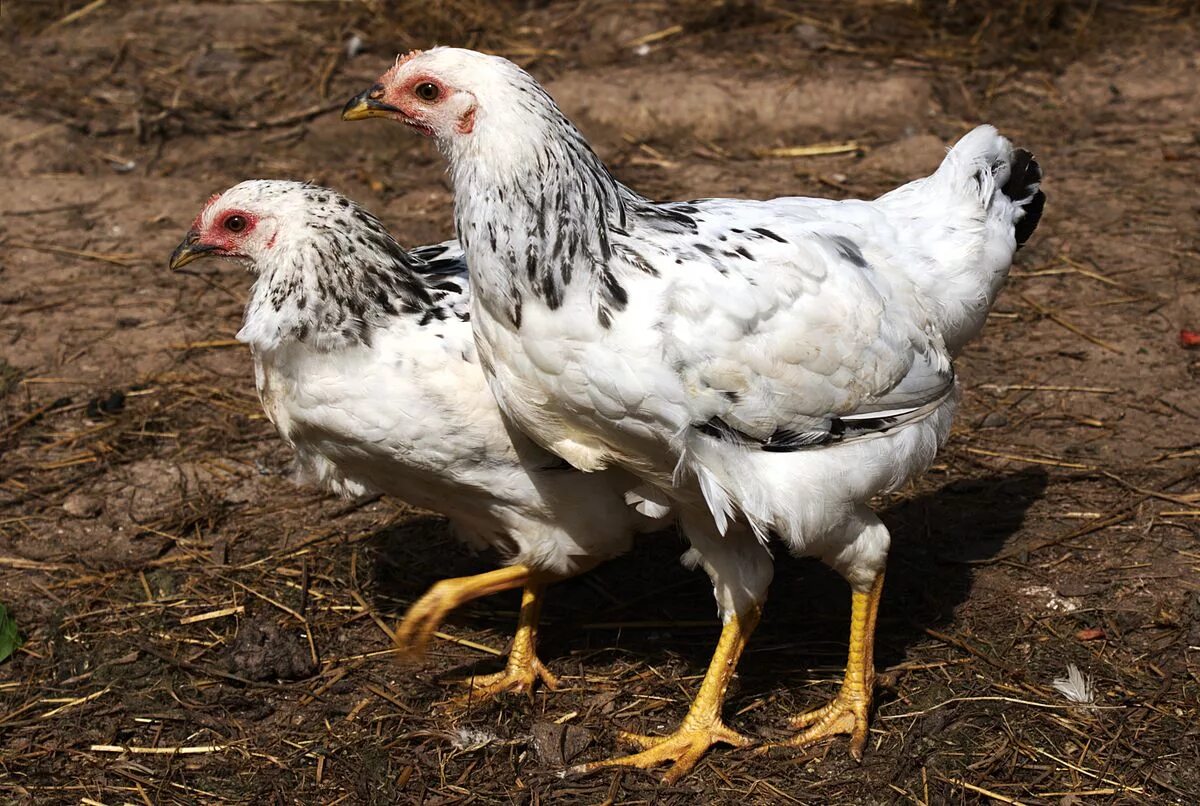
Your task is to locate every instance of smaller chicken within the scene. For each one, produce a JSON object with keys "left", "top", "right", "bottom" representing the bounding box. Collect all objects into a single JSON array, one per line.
[{"left": 170, "top": 180, "right": 668, "bottom": 702}]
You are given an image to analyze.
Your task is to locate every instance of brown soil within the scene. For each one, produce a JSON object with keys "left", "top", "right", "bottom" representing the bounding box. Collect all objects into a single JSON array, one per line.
[{"left": 1, "top": 1, "right": 1198, "bottom": 803}]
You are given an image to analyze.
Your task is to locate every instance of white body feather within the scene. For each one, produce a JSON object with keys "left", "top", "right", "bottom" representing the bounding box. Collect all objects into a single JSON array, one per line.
[{"left": 252, "top": 319, "right": 655, "bottom": 573}]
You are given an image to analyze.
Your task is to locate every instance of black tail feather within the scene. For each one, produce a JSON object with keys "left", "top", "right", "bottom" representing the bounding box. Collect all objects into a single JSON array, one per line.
[{"left": 1003, "top": 148, "right": 1045, "bottom": 246}]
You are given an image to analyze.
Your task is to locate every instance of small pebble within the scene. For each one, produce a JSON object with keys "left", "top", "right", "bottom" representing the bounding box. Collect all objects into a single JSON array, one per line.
[
  {"left": 62, "top": 492, "right": 103, "bottom": 519},
  {"left": 979, "top": 411, "right": 1009, "bottom": 429},
  {"left": 86, "top": 391, "right": 126, "bottom": 418}
]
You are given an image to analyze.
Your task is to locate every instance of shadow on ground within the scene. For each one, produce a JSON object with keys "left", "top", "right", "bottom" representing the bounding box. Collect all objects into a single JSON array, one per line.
[{"left": 364, "top": 469, "right": 1049, "bottom": 712}]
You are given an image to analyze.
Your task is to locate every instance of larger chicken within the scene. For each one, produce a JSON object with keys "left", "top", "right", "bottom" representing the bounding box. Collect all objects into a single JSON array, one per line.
[
  {"left": 345, "top": 48, "right": 1044, "bottom": 780},
  {"left": 169, "top": 180, "right": 669, "bottom": 704}
]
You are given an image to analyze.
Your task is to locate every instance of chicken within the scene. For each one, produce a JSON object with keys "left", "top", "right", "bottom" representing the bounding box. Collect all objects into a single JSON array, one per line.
[
  {"left": 168, "top": 180, "right": 670, "bottom": 703},
  {"left": 344, "top": 48, "right": 1044, "bottom": 780}
]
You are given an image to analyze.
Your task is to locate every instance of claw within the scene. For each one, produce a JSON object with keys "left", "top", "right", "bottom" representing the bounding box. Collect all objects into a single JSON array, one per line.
[
  {"left": 775, "top": 689, "right": 871, "bottom": 759},
  {"left": 426, "top": 578, "right": 561, "bottom": 709},
  {"left": 774, "top": 571, "right": 885, "bottom": 760},
  {"left": 392, "top": 565, "right": 536, "bottom": 658},
  {"left": 444, "top": 653, "right": 560, "bottom": 709},
  {"left": 570, "top": 719, "right": 754, "bottom": 784},
  {"left": 788, "top": 698, "right": 839, "bottom": 729},
  {"left": 569, "top": 607, "right": 762, "bottom": 783}
]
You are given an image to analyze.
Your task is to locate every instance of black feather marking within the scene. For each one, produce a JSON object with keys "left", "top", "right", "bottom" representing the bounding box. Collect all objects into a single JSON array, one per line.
[
  {"left": 694, "top": 416, "right": 740, "bottom": 441},
  {"left": 692, "top": 410, "right": 908, "bottom": 452},
  {"left": 761, "top": 428, "right": 822, "bottom": 452},
  {"left": 411, "top": 243, "right": 449, "bottom": 260},
  {"left": 418, "top": 258, "right": 465, "bottom": 277},
  {"left": 635, "top": 201, "right": 699, "bottom": 233},
  {"left": 616, "top": 245, "right": 659, "bottom": 276},
  {"left": 252, "top": 186, "right": 478, "bottom": 349},
  {"left": 832, "top": 414, "right": 898, "bottom": 434},
  {"left": 1004, "top": 149, "right": 1045, "bottom": 246},
  {"left": 374, "top": 289, "right": 397, "bottom": 315},
  {"left": 1015, "top": 191, "right": 1045, "bottom": 247},
  {"left": 827, "top": 235, "right": 868, "bottom": 268},
  {"left": 597, "top": 222, "right": 612, "bottom": 263},
  {"left": 599, "top": 269, "right": 627, "bottom": 309},
  {"left": 541, "top": 273, "right": 562, "bottom": 310},
  {"left": 751, "top": 227, "right": 787, "bottom": 243},
  {"left": 694, "top": 417, "right": 826, "bottom": 452},
  {"left": 534, "top": 194, "right": 547, "bottom": 237},
  {"left": 343, "top": 319, "right": 370, "bottom": 346}
]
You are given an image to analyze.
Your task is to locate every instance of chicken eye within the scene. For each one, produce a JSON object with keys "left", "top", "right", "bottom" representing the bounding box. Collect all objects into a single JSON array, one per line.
[
  {"left": 415, "top": 82, "right": 440, "bottom": 102},
  {"left": 224, "top": 215, "right": 247, "bottom": 233}
]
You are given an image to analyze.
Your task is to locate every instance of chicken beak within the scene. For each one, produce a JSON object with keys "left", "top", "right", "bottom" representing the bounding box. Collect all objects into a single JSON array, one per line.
[
  {"left": 168, "top": 230, "right": 217, "bottom": 271},
  {"left": 342, "top": 84, "right": 401, "bottom": 121}
]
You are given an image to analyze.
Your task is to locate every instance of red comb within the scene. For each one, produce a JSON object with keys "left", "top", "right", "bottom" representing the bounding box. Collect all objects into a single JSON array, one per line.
[
  {"left": 396, "top": 49, "right": 424, "bottom": 67},
  {"left": 191, "top": 191, "right": 223, "bottom": 229},
  {"left": 382, "top": 49, "right": 425, "bottom": 81}
]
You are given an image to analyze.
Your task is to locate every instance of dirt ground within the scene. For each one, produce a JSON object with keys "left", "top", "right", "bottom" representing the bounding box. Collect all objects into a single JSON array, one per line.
[{"left": 2, "top": 1, "right": 1198, "bottom": 803}]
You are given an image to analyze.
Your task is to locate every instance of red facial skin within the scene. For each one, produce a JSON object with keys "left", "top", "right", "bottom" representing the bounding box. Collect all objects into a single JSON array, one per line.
[
  {"left": 457, "top": 107, "right": 475, "bottom": 135},
  {"left": 189, "top": 204, "right": 260, "bottom": 257},
  {"left": 376, "top": 57, "right": 473, "bottom": 137},
  {"left": 390, "top": 74, "right": 444, "bottom": 137}
]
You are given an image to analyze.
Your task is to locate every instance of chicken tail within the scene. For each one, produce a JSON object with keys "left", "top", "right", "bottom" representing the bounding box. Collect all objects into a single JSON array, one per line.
[
  {"left": 879, "top": 125, "right": 1045, "bottom": 355},
  {"left": 1002, "top": 147, "right": 1045, "bottom": 247},
  {"left": 933, "top": 124, "right": 1045, "bottom": 248}
]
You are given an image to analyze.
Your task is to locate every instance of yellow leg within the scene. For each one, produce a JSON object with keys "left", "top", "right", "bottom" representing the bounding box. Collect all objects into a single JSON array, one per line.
[
  {"left": 778, "top": 570, "right": 884, "bottom": 759},
  {"left": 393, "top": 564, "right": 538, "bottom": 658},
  {"left": 570, "top": 606, "right": 761, "bottom": 784},
  {"left": 446, "top": 582, "right": 560, "bottom": 707}
]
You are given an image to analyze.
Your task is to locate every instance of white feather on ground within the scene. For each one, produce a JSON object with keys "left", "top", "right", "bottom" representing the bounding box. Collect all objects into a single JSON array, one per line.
[{"left": 1052, "top": 663, "right": 1096, "bottom": 706}]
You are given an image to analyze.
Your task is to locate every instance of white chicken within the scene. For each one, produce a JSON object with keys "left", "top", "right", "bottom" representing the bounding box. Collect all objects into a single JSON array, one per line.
[
  {"left": 169, "top": 180, "right": 670, "bottom": 703},
  {"left": 345, "top": 48, "right": 1043, "bottom": 781}
]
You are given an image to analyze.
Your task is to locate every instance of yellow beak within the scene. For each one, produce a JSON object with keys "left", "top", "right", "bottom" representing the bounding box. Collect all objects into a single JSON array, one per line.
[
  {"left": 168, "top": 231, "right": 217, "bottom": 271},
  {"left": 342, "top": 83, "right": 401, "bottom": 121}
]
